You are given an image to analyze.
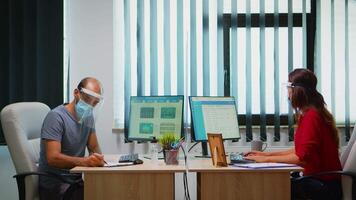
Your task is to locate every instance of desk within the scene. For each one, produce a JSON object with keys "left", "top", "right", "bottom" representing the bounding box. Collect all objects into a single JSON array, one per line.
[
  {"left": 71, "top": 156, "right": 186, "bottom": 200},
  {"left": 71, "top": 156, "right": 302, "bottom": 200},
  {"left": 189, "top": 159, "right": 302, "bottom": 200}
]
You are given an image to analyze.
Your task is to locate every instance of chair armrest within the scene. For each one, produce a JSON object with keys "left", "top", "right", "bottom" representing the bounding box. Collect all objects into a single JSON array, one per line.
[
  {"left": 292, "top": 171, "right": 356, "bottom": 200},
  {"left": 13, "top": 171, "right": 82, "bottom": 184},
  {"left": 13, "top": 171, "right": 82, "bottom": 200},
  {"left": 291, "top": 171, "right": 356, "bottom": 182}
]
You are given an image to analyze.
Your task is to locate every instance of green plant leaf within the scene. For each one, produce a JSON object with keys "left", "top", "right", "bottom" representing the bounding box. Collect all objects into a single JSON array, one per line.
[{"left": 158, "top": 133, "right": 180, "bottom": 150}]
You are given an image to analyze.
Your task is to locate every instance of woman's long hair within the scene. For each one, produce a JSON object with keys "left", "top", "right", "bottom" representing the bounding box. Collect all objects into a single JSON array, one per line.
[{"left": 288, "top": 68, "right": 339, "bottom": 148}]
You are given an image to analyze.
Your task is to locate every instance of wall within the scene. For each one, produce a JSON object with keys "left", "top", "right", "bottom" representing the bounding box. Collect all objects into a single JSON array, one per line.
[
  {"left": 67, "top": 0, "right": 152, "bottom": 154},
  {"left": 0, "top": 146, "right": 18, "bottom": 200},
  {"left": 67, "top": 0, "right": 195, "bottom": 199}
]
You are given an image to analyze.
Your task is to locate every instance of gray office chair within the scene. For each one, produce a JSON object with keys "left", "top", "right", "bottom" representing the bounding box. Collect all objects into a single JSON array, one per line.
[
  {"left": 1, "top": 102, "right": 80, "bottom": 200},
  {"left": 292, "top": 125, "right": 356, "bottom": 200},
  {"left": 340, "top": 125, "right": 356, "bottom": 168}
]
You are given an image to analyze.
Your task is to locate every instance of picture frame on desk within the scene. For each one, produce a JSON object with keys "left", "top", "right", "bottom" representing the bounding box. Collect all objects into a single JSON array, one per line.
[{"left": 207, "top": 133, "right": 227, "bottom": 167}]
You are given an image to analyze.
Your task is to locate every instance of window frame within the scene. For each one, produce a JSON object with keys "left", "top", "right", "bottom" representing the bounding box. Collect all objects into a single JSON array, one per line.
[{"left": 221, "top": 0, "right": 316, "bottom": 141}]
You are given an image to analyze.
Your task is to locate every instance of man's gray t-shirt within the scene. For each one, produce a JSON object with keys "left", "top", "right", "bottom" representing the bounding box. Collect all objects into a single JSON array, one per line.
[{"left": 39, "top": 104, "right": 95, "bottom": 188}]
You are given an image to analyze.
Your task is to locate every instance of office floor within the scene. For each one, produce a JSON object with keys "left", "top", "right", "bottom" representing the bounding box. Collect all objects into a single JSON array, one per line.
[{"left": 0, "top": 146, "right": 18, "bottom": 200}]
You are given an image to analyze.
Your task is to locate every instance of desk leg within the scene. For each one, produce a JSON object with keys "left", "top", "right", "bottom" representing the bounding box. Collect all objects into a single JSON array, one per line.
[
  {"left": 197, "top": 172, "right": 290, "bottom": 200},
  {"left": 84, "top": 172, "right": 174, "bottom": 200}
]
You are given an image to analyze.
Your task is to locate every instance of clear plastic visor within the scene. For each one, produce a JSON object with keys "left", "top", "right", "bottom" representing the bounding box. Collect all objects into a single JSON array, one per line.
[
  {"left": 281, "top": 82, "right": 295, "bottom": 89},
  {"left": 79, "top": 88, "right": 103, "bottom": 106},
  {"left": 77, "top": 88, "right": 104, "bottom": 132}
]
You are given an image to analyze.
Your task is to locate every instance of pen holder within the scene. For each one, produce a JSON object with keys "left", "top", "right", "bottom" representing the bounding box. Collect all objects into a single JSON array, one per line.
[{"left": 163, "top": 149, "right": 179, "bottom": 165}]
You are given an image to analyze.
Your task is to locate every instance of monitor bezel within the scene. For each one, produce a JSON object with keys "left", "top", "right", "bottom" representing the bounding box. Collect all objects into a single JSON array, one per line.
[
  {"left": 189, "top": 96, "right": 241, "bottom": 142},
  {"left": 126, "top": 95, "right": 185, "bottom": 142}
]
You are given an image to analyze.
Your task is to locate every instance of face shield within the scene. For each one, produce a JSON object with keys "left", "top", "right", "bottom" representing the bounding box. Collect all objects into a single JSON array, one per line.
[
  {"left": 280, "top": 82, "right": 294, "bottom": 113},
  {"left": 281, "top": 82, "right": 294, "bottom": 89},
  {"left": 75, "top": 87, "right": 104, "bottom": 131}
]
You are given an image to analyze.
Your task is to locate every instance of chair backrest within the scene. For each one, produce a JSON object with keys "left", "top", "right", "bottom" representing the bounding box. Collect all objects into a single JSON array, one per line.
[
  {"left": 342, "top": 128, "right": 356, "bottom": 199},
  {"left": 1, "top": 102, "right": 50, "bottom": 200},
  {"left": 340, "top": 124, "right": 356, "bottom": 167}
]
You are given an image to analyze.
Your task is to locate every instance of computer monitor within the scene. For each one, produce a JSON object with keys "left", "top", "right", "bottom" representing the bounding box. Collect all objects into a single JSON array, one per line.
[
  {"left": 189, "top": 96, "right": 240, "bottom": 141},
  {"left": 127, "top": 96, "right": 184, "bottom": 141}
]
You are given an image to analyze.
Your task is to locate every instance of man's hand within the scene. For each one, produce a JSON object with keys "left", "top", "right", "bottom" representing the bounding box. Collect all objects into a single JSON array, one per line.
[{"left": 83, "top": 153, "right": 105, "bottom": 167}]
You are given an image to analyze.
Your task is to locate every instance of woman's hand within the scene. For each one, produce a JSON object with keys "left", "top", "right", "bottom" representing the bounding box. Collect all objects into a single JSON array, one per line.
[
  {"left": 244, "top": 150, "right": 270, "bottom": 157},
  {"left": 244, "top": 155, "right": 269, "bottom": 163}
]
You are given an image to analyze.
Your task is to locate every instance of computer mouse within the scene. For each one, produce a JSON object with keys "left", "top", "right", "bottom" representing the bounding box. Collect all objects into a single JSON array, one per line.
[{"left": 133, "top": 159, "right": 143, "bottom": 165}]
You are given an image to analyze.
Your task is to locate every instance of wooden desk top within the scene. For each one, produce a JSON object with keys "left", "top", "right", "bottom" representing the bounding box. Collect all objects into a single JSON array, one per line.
[
  {"left": 187, "top": 159, "right": 303, "bottom": 173},
  {"left": 71, "top": 155, "right": 302, "bottom": 174},
  {"left": 71, "top": 155, "right": 187, "bottom": 173}
]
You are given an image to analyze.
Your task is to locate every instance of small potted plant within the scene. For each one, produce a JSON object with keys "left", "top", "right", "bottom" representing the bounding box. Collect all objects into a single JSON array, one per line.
[{"left": 158, "top": 133, "right": 181, "bottom": 165}]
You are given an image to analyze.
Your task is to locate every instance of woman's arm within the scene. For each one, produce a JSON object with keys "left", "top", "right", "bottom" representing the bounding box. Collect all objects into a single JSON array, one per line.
[
  {"left": 245, "top": 152, "right": 303, "bottom": 165},
  {"left": 245, "top": 148, "right": 295, "bottom": 156},
  {"left": 267, "top": 148, "right": 295, "bottom": 156}
]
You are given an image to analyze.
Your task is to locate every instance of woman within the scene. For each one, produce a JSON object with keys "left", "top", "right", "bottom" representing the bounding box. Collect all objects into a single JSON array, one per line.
[{"left": 245, "top": 68, "right": 342, "bottom": 200}]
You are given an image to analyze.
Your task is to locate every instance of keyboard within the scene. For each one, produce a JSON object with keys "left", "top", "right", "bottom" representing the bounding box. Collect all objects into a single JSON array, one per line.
[
  {"left": 229, "top": 153, "right": 256, "bottom": 164},
  {"left": 119, "top": 153, "right": 139, "bottom": 163}
]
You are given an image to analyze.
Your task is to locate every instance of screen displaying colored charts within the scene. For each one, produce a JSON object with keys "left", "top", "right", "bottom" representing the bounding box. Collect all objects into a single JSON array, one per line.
[{"left": 127, "top": 96, "right": 184, "bottom": 141}]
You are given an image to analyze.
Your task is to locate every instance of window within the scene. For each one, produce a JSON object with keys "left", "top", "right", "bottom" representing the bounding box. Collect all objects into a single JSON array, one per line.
[
  {"left": 113, "top": 0, "right": 355, "bottom": 146},
  {"left": 315, "top": 0, "right": 356, "bottom": 141},
  {"left": 222, "top": 0, "right": 313, "bottom": 141}
]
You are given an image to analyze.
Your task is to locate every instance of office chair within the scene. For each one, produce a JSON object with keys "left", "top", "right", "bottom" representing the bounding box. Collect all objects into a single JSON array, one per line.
[
  {"left": 292, "top": 125, "right": 356, "bottom": 200},
  {"left": 1, "top": 102, "right": 81, "bottom": 200},
  {"left": 340, "top": 125, "right": 356, "bottom": 167}
]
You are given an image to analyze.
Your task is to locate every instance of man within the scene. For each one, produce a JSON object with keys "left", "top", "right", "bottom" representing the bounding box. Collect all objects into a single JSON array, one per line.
[{"left": 39, "top": 77, "right": 105, "bottom": 200}]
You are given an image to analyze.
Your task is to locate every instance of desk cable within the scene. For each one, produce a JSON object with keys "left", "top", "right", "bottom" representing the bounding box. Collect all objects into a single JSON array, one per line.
[
  {"left": 188, "top": 142, "right": 199, "bottom": 153},
  {"left": 180, "top": 143, "right": 191, "bottom": 200}
]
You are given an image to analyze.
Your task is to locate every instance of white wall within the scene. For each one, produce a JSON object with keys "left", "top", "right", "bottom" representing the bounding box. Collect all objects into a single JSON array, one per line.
[
  {"left": 67, "top": 0, "right": 152, "bottom": 155},
  {"left": 68, "top": 0, "right": 115, "bottom": 153},
  {"left": 67, "top": 1, "right": 194, "bottom": 199}
]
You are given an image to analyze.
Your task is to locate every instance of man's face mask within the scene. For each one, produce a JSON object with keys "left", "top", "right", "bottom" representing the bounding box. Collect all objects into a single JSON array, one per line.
[
  {"left": 75, "top": 88, "right": 103, "bottom": 123},
  {"left": 75, "top": 99, "right": 93, "bottom": 123}
]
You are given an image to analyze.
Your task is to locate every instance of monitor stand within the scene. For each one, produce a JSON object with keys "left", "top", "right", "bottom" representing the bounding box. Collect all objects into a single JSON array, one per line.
[{"left": 194, "top": 142, "right": 211, "bottom": 158}]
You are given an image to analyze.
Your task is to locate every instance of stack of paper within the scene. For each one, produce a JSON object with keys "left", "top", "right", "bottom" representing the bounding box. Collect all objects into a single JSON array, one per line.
[
  {"left": 104, "top": 162, "right": 134, "bottom": 167},
  {"left": 233, "top": 162, "right": 298, "bottom": 169}
]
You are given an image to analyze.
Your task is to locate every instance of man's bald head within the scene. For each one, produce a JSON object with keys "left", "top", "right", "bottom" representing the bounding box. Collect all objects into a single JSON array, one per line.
[{"left": 77, "top": 77, "right": 103, "bottom": 94}]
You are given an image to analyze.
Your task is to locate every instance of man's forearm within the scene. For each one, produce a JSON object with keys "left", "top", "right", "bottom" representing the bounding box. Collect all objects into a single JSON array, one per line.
[
  {"left": 88, "top": 145, "right": 102, "bottom": 155},
  {"left": 87, "top": 133, "right": 102, "bottom": 154},
  {"left": 47, "top": 152, "right": 88, "bottom": 169}
]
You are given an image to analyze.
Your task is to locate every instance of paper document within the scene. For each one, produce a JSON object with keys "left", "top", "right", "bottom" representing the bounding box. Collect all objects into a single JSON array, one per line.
[
  {"left": 104, "top": 162, "right": 134, "bottom": 167},
  {"left": 233, "top": 162, "right": 298, "bottom": 169}
]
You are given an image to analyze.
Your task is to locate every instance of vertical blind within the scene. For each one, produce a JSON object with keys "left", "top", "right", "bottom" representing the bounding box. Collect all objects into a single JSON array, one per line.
[
  {"left": 113, "top": 0, "right": 355, "bottom": 145},
  {"left": 316, "top": 0, "right": 356, "bottom": 142}
]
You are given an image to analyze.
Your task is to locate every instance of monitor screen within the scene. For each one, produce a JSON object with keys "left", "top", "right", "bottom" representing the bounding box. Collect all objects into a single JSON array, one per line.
[
  {"left": 127, "top": 96, "right": 184, "bottom": 141},
  {"left": 189, "top": 96, "right": 240, "bottom": 141}
]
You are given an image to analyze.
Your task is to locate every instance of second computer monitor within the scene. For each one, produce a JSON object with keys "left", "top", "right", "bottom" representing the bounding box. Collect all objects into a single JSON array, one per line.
[
  {"left": 189, "top": 96, "right": 240, "bottom": 141},
  {"left": 128, "top": 96, "right": 184, "bottom": 141}
]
